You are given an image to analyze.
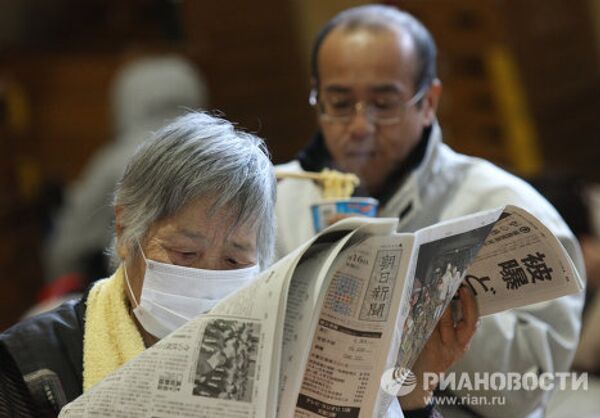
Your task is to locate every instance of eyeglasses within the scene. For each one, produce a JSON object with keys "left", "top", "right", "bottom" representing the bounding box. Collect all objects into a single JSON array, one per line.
[{"left": 309, "top": 85, "right": 429, "bottom": 125}]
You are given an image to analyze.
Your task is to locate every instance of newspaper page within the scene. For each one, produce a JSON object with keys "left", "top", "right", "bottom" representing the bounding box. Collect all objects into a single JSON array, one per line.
[
  {"left": 278, "top": 219, "right": 400, "bottom": 418},
  {"left": 391, "top": 203, "right": 583, "bottom": 408},
  {"left": 290, "top": 229, "right": 416, "bottom": 418},
  {"left": 393, "top": 204, "right": 583, "bottom": 379},
  {"left": 463, "top": 205, "right": 583, "bottom": 316},
  {"left": 394, "top": 208, "right": 502, "bottom": 375},
  {"left": 59, "top": 225, "right": 360, "bottom": 418},
  {"left": 277, "top": 240, "right": 353, "bottom": 414}
]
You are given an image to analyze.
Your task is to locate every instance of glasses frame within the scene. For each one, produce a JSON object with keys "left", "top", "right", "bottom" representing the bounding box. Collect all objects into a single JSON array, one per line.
[{"left": 309, "top": 84, "right": 430, "bottom": 125}]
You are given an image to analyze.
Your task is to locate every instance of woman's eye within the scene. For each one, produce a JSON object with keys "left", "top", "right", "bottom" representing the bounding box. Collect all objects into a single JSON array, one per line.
[
  {"left": 227, "top": 257, "right": 256, "bottom": 269},
  {"left": 168, "top": 250, "right": 197, "bottom": 263},
  {"left": 179, "top": 251, "right": 197, "bottom": 258},
  {"left": 226, "top": 258, "right": 241, "bottom": 267}
]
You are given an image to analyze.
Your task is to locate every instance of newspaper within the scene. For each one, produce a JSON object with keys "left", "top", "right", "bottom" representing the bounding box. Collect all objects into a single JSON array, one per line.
[{"left": 59, "top": 205, "right": 583, "bottom": 418}]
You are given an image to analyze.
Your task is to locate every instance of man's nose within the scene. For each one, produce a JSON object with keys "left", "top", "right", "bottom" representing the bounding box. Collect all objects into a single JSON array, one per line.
[{"left": 347, "top": 103, "right": 376, "bottom": 138}]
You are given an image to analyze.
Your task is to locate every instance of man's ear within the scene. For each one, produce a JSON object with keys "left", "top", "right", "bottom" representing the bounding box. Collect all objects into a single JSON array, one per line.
[
  {"left": 310, "top": 76, "right": 318, "bottom": 91},
  {"left": 309, "top": 77, "right": 319, "bottom": 107},
  {"left": 421, "top": 78, "right": 442, "bottom": 126},
  {"left": 310, "top": 77, "right": 324, "bottom": 128},
  {"left": 114, "top": 206, "right": 128, "bottom": 259}
]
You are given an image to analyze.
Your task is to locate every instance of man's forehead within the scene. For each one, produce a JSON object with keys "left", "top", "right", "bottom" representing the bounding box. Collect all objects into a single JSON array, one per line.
[
  {"left": 340, "top": 22, "right": 411, "bottom": 41},
  {"left": 318, "top": 27, "right": 418, "bottom": 89},
  {"left": 324, "top": 24, "right": 416, "bottom": 59}
]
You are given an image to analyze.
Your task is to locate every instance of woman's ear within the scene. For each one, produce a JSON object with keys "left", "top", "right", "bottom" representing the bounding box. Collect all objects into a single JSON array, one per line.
[{"left": 114, "top": 206, "right": 128, "bottom": 260}]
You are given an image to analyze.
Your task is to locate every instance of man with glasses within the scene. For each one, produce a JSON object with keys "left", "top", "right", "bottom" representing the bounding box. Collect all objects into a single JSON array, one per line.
[{"left": 275, "top": 5, "right": 584, "bottom": 417}]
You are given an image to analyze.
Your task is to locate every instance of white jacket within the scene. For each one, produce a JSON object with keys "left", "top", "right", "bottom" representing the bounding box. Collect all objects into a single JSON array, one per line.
[{"left": 275, "top": 123, "right": 585, "bottom": 418}]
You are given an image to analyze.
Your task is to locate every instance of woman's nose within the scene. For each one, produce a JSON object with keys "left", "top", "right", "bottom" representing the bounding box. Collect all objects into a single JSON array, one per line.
[{"left": 191, "top": 256, "right": 222, "bottom": 270}]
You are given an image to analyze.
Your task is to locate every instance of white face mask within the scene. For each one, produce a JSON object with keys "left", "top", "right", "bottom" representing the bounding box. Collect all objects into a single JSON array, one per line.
[{"left": 124, "top": 248, "right": 258, "bottom": 339}]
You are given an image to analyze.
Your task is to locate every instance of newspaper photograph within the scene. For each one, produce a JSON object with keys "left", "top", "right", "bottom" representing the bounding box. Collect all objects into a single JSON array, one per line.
[
  {"left": 396, "top": 222, "right": 495, "bottom": 373},
  {"left": 193, "top": 318, "right": 260, "bottom": 402}
]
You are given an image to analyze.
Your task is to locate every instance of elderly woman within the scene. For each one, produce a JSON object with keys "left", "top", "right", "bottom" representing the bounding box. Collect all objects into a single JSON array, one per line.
[
  {"left": 0, "top": 112, "right": 275, "bottom": 416},
  {"left": 0, "top": 113, "right": 478, "bottom": 418}
]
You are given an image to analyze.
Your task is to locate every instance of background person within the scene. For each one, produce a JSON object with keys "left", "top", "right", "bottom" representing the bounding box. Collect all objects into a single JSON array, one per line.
[
  {"left": 43, "top": 53, "right": 208, "bottom": 286},
  {"left": 274, "top": 5, "right": 585, "bottom": 417}
]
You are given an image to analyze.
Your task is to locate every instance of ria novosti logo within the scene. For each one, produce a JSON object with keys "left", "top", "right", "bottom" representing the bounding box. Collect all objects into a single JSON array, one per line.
[
  {"left": 380, "top": 367, "right": 589, "bottom": 397},
  {"left": 380, "top": 367, "right": 418, "bottom": 396}
]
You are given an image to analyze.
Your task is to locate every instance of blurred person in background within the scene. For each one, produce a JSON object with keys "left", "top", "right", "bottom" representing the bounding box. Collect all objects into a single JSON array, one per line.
[
  {"left": 42, "top": 53, "right": 208, "bottom": 294},
  {"left": 274, "top": 5, "right": 585, "bottom": 417}
]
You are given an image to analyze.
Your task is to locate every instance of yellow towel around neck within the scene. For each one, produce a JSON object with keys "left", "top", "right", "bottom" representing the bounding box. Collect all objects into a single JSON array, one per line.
[{"left": 83, "top": 265, "right": 145, "bottom": 391}]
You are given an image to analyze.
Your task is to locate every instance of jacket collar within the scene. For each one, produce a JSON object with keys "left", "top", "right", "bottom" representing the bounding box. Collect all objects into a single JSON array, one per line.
[{"left": 382, "top": 122, "right": 443, "bottom": 227}]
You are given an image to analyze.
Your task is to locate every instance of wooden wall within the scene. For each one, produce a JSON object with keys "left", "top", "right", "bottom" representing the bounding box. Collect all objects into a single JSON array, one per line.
[
  {"left": 396, "top": 0, "right": 600, "bottom": 179},
  {"left": 181, "top": 0, "right": 315, "bottom": 164}
]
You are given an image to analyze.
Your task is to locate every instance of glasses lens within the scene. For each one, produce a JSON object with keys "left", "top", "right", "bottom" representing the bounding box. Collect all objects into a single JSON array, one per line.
[
  {"left": 316, "top": 89, "right": 426, "bottom": 124},
  {"left": 322, "top": 99, "right": 354, "bottom": 118},
  {"left": 371, "top": 98, "right": 403, "bottom": 121}
]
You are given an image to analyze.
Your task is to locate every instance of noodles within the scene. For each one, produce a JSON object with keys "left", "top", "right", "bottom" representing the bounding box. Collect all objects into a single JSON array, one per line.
[
  {"left": 320, "top": 168, "right": 359, "bottom": 199},
  {"left": 275, "top": 168, "right": 360, "bottom": 199}
]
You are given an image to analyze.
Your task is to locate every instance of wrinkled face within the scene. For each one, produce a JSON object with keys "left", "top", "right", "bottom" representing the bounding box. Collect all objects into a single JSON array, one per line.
[
  {"left": 316, "top": 26, "right": 440, "bottom": 195},
  {"left": 118, "top": 197, "right": 259, "bottom": 308}
]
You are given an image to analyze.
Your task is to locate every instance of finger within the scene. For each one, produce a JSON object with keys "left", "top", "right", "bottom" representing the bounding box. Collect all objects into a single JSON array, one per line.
[
  {"left": 437, "top": 302, "right": 457, "bottom": 346},
  {"left": 326, "top": 213, "right": 354, "bottom": 225},
  {"left": 455, "top": 286, "right": 480, "bottom": 347},
  {"left": 425, "top": 319, "right": 442, "bottom": 346}
]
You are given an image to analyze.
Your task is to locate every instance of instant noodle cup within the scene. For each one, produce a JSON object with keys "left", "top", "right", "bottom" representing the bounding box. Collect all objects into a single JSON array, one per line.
[{"left": 311, "top": 197, "right": 379, "bottom": 232}]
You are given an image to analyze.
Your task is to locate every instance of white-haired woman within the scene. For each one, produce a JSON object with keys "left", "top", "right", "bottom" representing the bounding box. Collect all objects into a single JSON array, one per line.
[{"left": 0, "top": 112, "right": 275, "bottom": 416}]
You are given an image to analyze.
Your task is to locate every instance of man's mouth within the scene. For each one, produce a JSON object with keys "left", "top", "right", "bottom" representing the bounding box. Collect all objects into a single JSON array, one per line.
[{"left": 345, "top": 150, "right": 375, "bottom": 159}]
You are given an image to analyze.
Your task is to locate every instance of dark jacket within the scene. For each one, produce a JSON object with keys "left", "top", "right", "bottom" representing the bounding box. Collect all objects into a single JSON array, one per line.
[{"left": 0, "top": 297, "right": 86, "bottom": 417}]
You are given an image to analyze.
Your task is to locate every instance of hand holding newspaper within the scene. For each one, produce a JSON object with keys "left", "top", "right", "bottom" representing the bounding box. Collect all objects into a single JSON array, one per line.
[{"left": 59, "top": 205, "right": 583, "bottom": 418}]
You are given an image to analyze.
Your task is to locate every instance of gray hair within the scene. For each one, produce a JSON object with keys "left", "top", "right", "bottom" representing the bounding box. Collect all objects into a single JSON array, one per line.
[
  {"left": 310, "top": 5, "right": 437, "bottom": 93},
  {"left": 110, "top": 112, "right": 276, "bottom": 270}
]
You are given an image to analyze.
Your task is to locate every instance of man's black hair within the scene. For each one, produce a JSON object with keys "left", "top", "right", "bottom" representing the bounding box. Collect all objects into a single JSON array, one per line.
[{"left": 310, "top": 5, "right": 437, "bottom": 93}]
